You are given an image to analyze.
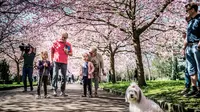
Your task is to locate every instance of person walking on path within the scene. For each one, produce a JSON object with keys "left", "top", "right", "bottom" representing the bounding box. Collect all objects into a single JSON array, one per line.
[
  {"left": 80, "top": 52, "right": 94, "bottom": 97},
  {"left": 89, "top": 47, "right": 106, "bottom": 97},
  {"left": 51, "top": 32, "right": 73, "bottom": 96},
  {"left": 20, "top": 44, "right": 36, "bottom": 92},
  {"left": 35, "top": 51, "right": 51, "bottom": 99}
]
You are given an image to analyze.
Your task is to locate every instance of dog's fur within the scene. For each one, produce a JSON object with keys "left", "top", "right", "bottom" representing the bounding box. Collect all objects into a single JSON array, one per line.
[{"left": 125, "top": 82, "right": 163, "bottom": 112}]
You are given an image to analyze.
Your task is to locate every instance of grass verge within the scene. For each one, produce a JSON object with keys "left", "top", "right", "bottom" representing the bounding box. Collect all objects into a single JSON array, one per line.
[
  {"left": 0, "top": 82, "right": 37, "bottom": 89},
  {"left": 100, "top": 80, "right": 200, "bottom": 110}
]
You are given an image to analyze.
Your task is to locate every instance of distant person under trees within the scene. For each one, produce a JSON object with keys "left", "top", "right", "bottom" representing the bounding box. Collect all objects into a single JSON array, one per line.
[
  {"left": 134, "top": 60, "right": 138, "bottom": 82},
  {"left": 134, "top": 68, "right": 138, "bottom": 82}
]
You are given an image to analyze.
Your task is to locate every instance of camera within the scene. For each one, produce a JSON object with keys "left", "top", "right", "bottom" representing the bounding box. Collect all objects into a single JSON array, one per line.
[
  {"left": 19, "top": 43, "right": 32, "bottom": 53},
  {"left": 65, "top": 45, "right": 71, "bottom": 51}
]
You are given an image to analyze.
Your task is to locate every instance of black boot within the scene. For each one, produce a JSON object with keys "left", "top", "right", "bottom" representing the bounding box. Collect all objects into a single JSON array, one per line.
[
  {"left": 193, "top": 86, "right": 200, "bottom": 98},
  {"left": 193, "top": 91, "right": 200, "bottom": 98},
  {"left": 181, "top": 88, "right": 190, "bottom": 95},
  {"left": 184, "top": 86, "right": 198, "bottom": 97}
]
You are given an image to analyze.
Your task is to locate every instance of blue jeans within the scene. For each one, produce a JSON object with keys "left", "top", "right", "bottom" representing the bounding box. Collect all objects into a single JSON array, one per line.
[
  {"left": 184, "top": 62, "right": 191, "bottom": 88},
  {"left": 22, "top": 67, "right": 33, "bottom": 91},
  {"left": 51, "top": 62, "right": 67, "bottom": 92},
  {"left": 186, "top": 44, "right": 200, "bottom": 86}
]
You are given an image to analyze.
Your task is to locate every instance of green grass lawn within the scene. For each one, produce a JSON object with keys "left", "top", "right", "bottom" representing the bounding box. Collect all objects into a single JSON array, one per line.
[
  {"left": 0, "top": 82, "right": 37, "bottom": 89},
  {"left": 100, "top": 80, "right": 200, "bottom": 110}
]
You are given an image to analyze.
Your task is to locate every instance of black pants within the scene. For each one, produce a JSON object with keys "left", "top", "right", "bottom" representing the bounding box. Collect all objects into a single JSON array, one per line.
[
  {"left": 83, "top": 76, "right": 92, "bottom": 96},
  {"left": 37, "top": 75, "right": 48, "bottom": 96}
]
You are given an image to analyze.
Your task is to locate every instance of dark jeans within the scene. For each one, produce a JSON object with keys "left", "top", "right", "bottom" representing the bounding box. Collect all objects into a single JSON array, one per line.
[
  {"left": 22, "top": 67, "right": 33, "bottom": 91},
  {"left": 68, "top": 77, "right": 71, "bottom": 83},
  {"left": 33, "top": 76, "right": 37, "bottom": 82},
  {"left": 37, "top": 75, "right": 48, "bottom": 96},
  {"left": 52, "top": 62, "right": 67, "bottom": 92},
  {"left": 83, "top": 76, "right": 92, "bottom": 96},
  {"left": 50, "top": 68, "right": 53, "bottom": 84}
]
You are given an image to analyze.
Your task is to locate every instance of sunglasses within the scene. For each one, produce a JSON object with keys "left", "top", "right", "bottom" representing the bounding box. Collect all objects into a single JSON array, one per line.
[
  {"left": 186, "top": 8, "right": 193, "bottom": 12},
  {"left": 62, "top": 37, "right": 67, "bottom": 40}
]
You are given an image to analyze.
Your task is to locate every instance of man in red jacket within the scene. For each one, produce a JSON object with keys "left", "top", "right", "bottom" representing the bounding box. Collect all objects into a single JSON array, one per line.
[{"left": 51, "top": 32, "right": 73, "bottom": 96}]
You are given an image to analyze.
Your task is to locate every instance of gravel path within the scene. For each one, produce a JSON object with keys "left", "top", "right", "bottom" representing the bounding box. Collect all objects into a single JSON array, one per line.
[{"left": 0, "top": 83, "right": 128, "bottom": 112}]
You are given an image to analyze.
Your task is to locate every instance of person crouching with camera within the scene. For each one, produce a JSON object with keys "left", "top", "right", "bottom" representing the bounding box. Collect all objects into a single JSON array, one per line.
[
  {"left": 20, "top": 44, "right": 36, "bottom": 92},
  {"left": 35, "top": 51, "right": 51, "bottom": 99}
]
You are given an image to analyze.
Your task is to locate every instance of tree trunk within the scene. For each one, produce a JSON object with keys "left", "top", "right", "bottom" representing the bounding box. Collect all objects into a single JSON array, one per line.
[
  {"left": 110, "top": 53, "right": 116, "bottom": 83},
  {"left": 133, "top": 36, "right": 147, "bottom": 87},
  {"left": 16, "top": 61, "right": 20, "bottom": 84}
]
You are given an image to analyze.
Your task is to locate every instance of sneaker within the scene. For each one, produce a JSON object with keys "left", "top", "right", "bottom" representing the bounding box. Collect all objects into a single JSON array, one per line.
[
  {"left": 81, "top": 95, "right": 86, "bottom": 97},
  {"left": 88, "top": 95, "right": 93, "bottom": 98},
  {"left": 94, "top": 92, "right": 98, "bottom": 97},
  {"left": 184, "top": 89, "right": 198, "bottom": 97},
  {"left": 30, "top": 88, "right": 33, "bottom": 91},
  {"left": 35, "top": 95, "right": 41, "bottom": 99},
  {"left": 60, "top": 92, "right": 68, "bottom": 97},
  {"left": 53, "top": 90, "right": 57, "bottom": 97},
  {"left": 181, "top": 88, "right": 190, "bottom": 95},
  {"left": 22, "top": 90, "right": 27, "bottom": 92},
  {"left": 44, "top": 95, "right": 50, "bottom": 98}
]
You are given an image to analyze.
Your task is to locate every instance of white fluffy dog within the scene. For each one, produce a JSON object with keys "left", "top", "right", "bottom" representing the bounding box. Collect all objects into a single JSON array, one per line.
[{"left": 125, "top": 82, "right": 164, "bottom": 112}]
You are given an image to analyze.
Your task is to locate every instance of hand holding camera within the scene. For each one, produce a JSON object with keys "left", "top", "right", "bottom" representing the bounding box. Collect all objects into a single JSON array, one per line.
[
  {"left": 19, "top": 43, "right": 36, "bottom": 54},
  {"left": 19, "top": 43, "right": 31, "bottom": 53}
]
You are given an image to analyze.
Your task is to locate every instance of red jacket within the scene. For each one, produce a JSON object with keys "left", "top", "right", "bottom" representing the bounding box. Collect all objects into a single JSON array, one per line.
[{"left": 51, "top": 40, "right": 72, "bottom": 64}]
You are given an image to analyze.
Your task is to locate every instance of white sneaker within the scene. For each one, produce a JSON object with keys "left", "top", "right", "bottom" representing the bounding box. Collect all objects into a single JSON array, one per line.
[
  {"left": 44, "top": 95, "right": 50, "bottom": 98},
  {"left": 35, "top": 95, "right": 41, "bottom": 99},
  {"left": 60, "top": 92, "right": 68, "bottom": 97},
  {"left": 53, "top": 90, "right": 57, "bottom": 97}
]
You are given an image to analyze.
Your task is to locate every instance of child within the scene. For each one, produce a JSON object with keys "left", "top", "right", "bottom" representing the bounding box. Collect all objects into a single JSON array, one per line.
[
  {"left": 36, "top": 51, "right": 51, "bottom": 99},
  {"left": 80, "top": 52, "right": 94, "bottom": 97}
]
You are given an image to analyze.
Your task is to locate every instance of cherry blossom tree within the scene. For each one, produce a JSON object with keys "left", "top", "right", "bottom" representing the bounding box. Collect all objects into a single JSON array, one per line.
[
  {"left": 0, "top": 0, "right": 192, "bottom": 86},
  {"left": 59, "top": 0, "right": 177, "bottom": 86},
  {"left": 71, "top": 23, "right": 134, "bottom": 83},
  {"left": 0, "top": 0, "right": 62, "bottom": 82}
]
